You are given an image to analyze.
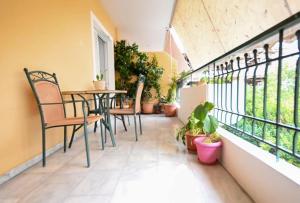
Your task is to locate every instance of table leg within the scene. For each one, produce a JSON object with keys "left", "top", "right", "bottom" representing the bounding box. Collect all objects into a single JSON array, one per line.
[{"left": 106, "top": 93, "right": 116, "bottom": 147}]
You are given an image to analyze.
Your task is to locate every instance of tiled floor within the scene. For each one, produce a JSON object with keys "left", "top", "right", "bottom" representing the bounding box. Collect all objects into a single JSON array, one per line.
[{"left": 0, "top": 115, "right": 253, "bottom": 203}]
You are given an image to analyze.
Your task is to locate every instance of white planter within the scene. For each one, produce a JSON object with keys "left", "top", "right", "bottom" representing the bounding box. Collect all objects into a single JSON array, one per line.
[{"left": 93, "top": 80, "right": 106, "bottom": 90}]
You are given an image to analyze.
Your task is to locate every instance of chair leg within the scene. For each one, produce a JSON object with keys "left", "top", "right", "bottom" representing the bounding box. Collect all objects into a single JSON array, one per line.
[
  {"left": 94, "top": 121, "right": 97, "bottom": 133},
  {"left": 64, "top": 126, "right": 67, "bottom": 153},
  {"left": 105, "top": 115, "right": 107, "bottom": 143},
  {"left": 42, "top": 128, "right": 46, "bottom": 167},
  {"left": 69, "top": 125, "right": 76, "bottom": 148},
  {"left": 121, "top": 115, "right": 127, "bottom": 131},
  {"left": 133, "top": 115, "right": 138, "bottom": 141},
  {"left": 114, "top": 115, "right": 116, "bottom": 135},
  {"left": 100, "top": 120, "right": 104, "bottom": 150},
  {"left": 83, "top": 122, "right": 91, "bottom": 167},
  {"left": 138, "top": 113, "right": 142, "bottom": 135},
  {"left": 127, "top": 115, "right": 130, "bottom": 126}
]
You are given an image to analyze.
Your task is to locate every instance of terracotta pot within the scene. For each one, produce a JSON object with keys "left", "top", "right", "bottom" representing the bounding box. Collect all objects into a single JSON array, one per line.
[
  {"left": 142, "top": 102, "right": 154, "bottom": 114},
  {"left": 194, "top": 137, "right": 222, "bottom": 164},
  {"left": 93, "top": 80, "right": 106, "bottom": 90},
  {"left": 160, "top": 103, "right": 165, "bottom": 113},
  {"left": 128, "top": 99, "right": 134, "bottom": 108},
  {"left": 164, "top": 103, "right": 177, "bottom": 117},
  {"left": 185, "top": 132, "right": 205, "bottom": 153}
]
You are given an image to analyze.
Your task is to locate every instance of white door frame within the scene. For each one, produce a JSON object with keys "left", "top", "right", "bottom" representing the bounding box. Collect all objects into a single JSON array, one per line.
[{"left": 90, "top": 11, "right": 115, "bottom": 89}]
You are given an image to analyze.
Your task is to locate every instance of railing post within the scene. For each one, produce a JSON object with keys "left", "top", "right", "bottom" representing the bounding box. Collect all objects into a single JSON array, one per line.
[{"left": 275, "top": 29, "right": 284, "bottom": 160}]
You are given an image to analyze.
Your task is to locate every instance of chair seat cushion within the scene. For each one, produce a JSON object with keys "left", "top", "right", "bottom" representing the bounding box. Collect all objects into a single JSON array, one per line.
[
  {"left": 46, "top": 115, "right": 102, "bottom": 127},
  {"left": 110, "top": 108, "right": 138, "bottom": 115}
]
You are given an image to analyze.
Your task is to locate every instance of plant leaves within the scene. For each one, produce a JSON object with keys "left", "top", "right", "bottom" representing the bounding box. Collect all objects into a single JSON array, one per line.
[
  {"left": 203, "top": 115, "right": 218, "bottom": 134},
  {"left": 204, "top": 101, "right": 214, "bottom": 111},
  {"left": 193, "top": 102, "right": 214, "bottom": 121}
]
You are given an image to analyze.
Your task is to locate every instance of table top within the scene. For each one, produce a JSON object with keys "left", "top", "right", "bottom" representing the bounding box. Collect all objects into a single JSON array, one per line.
[{"left": 62, "top": 89, "right": 127, "bottom": 95}]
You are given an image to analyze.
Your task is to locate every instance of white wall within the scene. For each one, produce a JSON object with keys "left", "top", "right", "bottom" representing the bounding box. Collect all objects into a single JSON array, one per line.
[
  {"left": 178, "top": 85, "right": 207, "bottom": 123},
  {"left": 218, "top": 128, "right": 300, "bottom": 203}
]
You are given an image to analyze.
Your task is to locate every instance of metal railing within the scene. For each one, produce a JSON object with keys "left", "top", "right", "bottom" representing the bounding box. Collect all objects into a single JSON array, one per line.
[{"left": 179, "top": 12, "right": 300, "bottom": 167}]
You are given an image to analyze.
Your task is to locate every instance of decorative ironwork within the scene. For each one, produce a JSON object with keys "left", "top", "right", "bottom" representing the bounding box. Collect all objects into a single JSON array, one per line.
[
  {"left": 179, "top": 12, "right": 300, "bottom": 167},
  {"left": 28, "top": 71, "right": 57, "bottom": 83}
]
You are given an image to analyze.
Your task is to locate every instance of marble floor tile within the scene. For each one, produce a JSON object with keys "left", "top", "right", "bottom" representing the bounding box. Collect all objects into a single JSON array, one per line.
[
  {"left": 63, "top": 195, "right": 111, "bottom": 203},
  {"left": 20, "top": 183, "right": 76, "bottom": 203},
  {"left": 0, "top": 115, "right": 253, "bottom": 203}
]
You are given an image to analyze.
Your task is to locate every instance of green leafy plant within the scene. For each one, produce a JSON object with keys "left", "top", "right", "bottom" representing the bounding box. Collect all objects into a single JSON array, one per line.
[
  {"left": 96, "top": 74, "right": 104, "bottom": 81},
  {"left": 165, "top": 75, "right": 178, "bottom": 104},
  {"left": 176, "top": 70, "right": 192, "bottom": 87},
  {"left": 203, "top": 132, "right": 221, "bottom": 144},
  {"left": 114, "top": 40, "right": 163, "bottom": 100},
  {"left": 176, "top": 101, "right": 219, "bottom": 145}
]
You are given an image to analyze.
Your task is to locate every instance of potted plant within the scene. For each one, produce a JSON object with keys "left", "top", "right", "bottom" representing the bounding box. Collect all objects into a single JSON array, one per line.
[
  {"left": 176, "top": 113, "right": 204, "bottom": 152},
  {"left": 164, "top": 75, "right": 177, "bottom": 117},
  {"left": 93, "top": 74, "right": 105, "bottom": 90},
  {"left": 194, "top": 132, "right": 222, "bottom": 164},
  {"left": 176, "top": 102, "right": 218, "bottom": 153},
  {"left": 114, "top": 40, "right": 164, "bottom": 101},
  {"left": 142, "top": 89, "right": 154, "bottom": 114}
]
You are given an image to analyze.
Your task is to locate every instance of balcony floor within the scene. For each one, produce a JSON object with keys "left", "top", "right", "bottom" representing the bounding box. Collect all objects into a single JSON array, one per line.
[{"left": 0, "top": 115, "right": 252, "bottom": 203}]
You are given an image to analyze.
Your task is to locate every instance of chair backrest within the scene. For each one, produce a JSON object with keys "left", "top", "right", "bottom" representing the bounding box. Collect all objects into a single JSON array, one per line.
[
  {"left": 134, "top": 75, "right": 145, "bottom": 113},
  {"left": 24, "top": 68, "right": 65, "bottom": 125}
]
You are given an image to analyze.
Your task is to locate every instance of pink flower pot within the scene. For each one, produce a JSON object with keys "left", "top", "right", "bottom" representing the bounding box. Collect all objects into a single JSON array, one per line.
[{"left": 194, "top": 137, "right": 222, "bottom": 164}]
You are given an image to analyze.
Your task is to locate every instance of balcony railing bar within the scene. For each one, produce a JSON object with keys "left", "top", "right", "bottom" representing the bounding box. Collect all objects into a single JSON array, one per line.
[
  {"left": 243, "top": 53, "right": 249, "bottom": 134},
  {"left": 235, "top": 57, "right": 242, "bottom": 130},
  {"left": 213, "top": 51, "right": 300, "bottom": 77},
  {"left": 218, "top": 119, "right": 299, "bottom": 159},
  {"left": 293, "top": 31, "right": 300, "bottom": 154},
  {"left": 215, "top": 108, "right": 300, "bottom": 135},
  {"left": 262, "top": 44, "right": 269, "bottom": 141},
  {"left": 224, "top": 63, "right": 229, "bottom": 123},
  {"left": 252, "top": 49, "right": 258, "bottom": 137},
  {"left": 274, "top": 30, "right": 284, "bottom": 159},
  {"left": 230, "top": 60, "right": 234, "bottom": 126}
]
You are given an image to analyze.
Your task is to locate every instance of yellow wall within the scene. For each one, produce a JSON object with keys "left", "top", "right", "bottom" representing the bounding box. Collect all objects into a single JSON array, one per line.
[
  {"left": 146, "top": 52, "right": 178, "bottom": 99},
  {"left": 0, "top": 0, "right": 116, "bottom": 175}
]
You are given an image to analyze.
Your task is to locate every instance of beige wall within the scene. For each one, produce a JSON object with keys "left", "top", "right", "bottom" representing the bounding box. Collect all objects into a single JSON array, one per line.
[
  {"left": 0, "top": 0, "right": 116, "bottom": 175},
  {"left": 146, "top": 52, "right": 178, "bottom": 99}
]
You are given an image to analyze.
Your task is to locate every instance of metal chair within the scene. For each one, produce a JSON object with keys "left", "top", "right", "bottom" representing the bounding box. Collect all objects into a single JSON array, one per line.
[
  {"left": 24, "top": 68, "right": 103, "bottom": 167},
  {"left": 90, "top": 94, "right": 129, "bottom": 141},
  {"left": 110, "top": 75, "right": 145, "bottom": 141}
]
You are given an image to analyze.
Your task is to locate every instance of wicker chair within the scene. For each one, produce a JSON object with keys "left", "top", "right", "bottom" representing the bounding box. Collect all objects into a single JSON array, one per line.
[
  {"left": 110, "top": 75, "right": 145, "bottom": 141},
  {"left": 24, "top": 68, "right": 103, "bottom": 167}
]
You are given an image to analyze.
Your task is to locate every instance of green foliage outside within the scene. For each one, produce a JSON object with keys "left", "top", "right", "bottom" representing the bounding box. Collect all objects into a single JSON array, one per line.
[
  {"left": 114, "top": 40, "right": 164, "bottom": 100},
  {"left": 225, "top": 64, "right": 300, "bottom": 167}
]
